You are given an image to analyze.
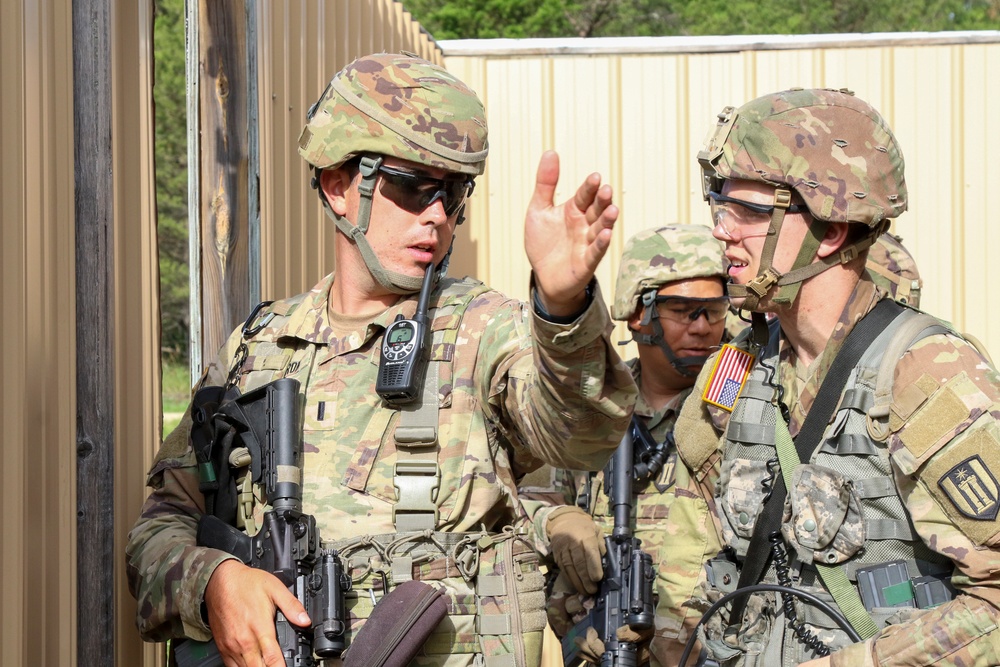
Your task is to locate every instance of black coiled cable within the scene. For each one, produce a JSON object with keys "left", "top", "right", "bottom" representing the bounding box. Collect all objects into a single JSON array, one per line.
[
  {"left": 769, "top": 533, "right": 832, "bottom": 656},
  {"left": 676, "top": 583, "right": 860, "bottom": 667}
]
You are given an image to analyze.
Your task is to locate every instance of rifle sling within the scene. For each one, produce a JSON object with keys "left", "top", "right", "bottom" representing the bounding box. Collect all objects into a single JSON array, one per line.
[{"left": 728, "top": 298, "right": 903, "bottom": 633}]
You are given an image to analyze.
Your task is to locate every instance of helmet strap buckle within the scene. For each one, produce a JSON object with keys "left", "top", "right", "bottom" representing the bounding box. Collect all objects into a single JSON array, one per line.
[
  {"left": 747, "top": 268, "right": 781, "bottom": 298},
  {"left": 358, "top": 155, "right": 383, "bottom": 198},
  {"left": 640, "top": 290, "right": 659, "bottom": 326}
]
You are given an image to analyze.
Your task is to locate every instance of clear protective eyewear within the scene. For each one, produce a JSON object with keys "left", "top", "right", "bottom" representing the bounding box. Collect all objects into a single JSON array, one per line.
[
  {"left": 708, "top": 190, "right": 807, "bottom": 239},
  {"left": 377, "top": 164, "right": 475, "bottom": 218},
  {"left": 653, "top": 295, "right": 730, "bottom": 325}
]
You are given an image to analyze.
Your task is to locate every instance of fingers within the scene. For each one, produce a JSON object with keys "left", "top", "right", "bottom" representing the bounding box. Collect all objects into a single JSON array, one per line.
[
  {"left": 575, "top": 626, "right": 607, "bottom": 664},
  {"left": 582, "top": 182, "right": 618, "bottom": 267},
  {"left": 563, "top": 549, "right": 593, "bottom": 595},
  {"left": 274, "top": 584, "right": 311, "bottom": 628},
  {"left": 572, "top": 171, "right": 604, "bottom": 216},
  {"left": 205, "top": 561, "right": 298, "bottom": 667},
  {"left": 581, "top": 536, "right": 606, "bottom": 594},
  {"left": 529, "top": 149, "right": 560, "bottom": 211},
  {"left": 559, "top": 532, "right": 604, "bottom": 594}
]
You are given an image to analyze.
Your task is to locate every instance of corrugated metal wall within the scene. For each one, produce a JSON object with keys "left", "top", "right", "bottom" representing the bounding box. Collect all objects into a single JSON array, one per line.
[
  {"left": 439, "top": 34, "right": 1000, "bottom": 356},
  {"left": 1, "top": 1, "right": 79, "bottom": 665},
  {"left": 2, "top": 0, "right": 162, "bottom": 663}
]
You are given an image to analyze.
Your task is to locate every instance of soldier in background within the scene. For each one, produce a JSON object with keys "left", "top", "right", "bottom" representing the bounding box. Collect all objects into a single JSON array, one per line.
[
  {"left": 126, "top": 53, "right": 637, "bottom": 667},
  {"left": 519, "top": 224, "right": 729, "bottom": 666},
  {"left": 866, "top": 232, "right": 922, "bottom": 308},
  {"left": 675, "top": 88, "right": 1000, "bottom": 666}
]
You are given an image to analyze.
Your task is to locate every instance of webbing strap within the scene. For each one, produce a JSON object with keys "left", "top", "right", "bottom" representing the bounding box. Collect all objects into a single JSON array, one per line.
[
  {"left": 867, "top": 311, "right": 946, "bottom": 441},
  {"left": 393, "top": 363, "right": 441, "bottom": 532},
  {"left": 774, "top": 417, "right": 880, "bottom": 639},
  {"left": 728, "top": 298, "right": 903, "bottom": 637}
]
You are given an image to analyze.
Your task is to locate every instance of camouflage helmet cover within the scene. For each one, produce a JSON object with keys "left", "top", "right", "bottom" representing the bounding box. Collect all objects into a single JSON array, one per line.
[
  {"left": 298, "top": 53, "right": 489, "bottom": 176},
  {"left": 699, "top": 88, "right": 907, "bottom": 227},
  {"left": 611, "top": 224, "right": 727, "bottom": 320}
]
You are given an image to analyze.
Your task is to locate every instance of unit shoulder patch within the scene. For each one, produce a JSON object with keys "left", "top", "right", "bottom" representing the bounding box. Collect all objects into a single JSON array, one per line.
[{"left": 938, "top": 454, "right": 1000, "bottom": 522}]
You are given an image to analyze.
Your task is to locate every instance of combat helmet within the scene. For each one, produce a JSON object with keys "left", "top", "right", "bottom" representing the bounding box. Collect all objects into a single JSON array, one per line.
[
  {"left": 613, "top": 225, "right": 728, "bottom": 376},
  {"left": 698, "top": 88, "right": 907, "bottom": 310},
  {"left": 298, "top": 53, "right": 489, "bottom": 293}
]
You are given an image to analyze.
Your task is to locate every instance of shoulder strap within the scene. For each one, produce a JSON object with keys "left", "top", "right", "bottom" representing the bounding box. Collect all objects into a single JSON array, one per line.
[
  {"left": 730, "top": 298, "right": 904, "bottom": 635},
  {"left": 866, "top": 310, "right": 948, "bottom": 441},
  {"left": 392, "top": 280, "right": 492, "bottom": 532}
]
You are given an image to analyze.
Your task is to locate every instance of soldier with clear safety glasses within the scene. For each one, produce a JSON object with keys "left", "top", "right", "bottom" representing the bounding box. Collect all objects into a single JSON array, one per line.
[{"left": 672, "top": 88, "right": 1000, "bottom": 667}]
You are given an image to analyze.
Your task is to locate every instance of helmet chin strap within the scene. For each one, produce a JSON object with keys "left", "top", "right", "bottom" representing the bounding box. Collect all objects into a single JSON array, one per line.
[
  {"left": 322, "top": 155, "right": 426, "bottom": 295},
  {"left": 625, "top": 291, "right": 706, "bottom": 377},
  {"left": 726, "top": 186, "right": 886, "bottom": 310}
]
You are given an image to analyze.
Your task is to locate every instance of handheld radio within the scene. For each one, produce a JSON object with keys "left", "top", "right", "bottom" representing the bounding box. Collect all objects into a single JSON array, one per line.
[{"left": 376, "top": 263, "right": 435, "bottom": 404}]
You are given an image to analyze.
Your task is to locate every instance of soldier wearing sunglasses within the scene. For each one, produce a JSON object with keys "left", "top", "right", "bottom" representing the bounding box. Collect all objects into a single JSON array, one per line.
[
  {"left": 127, "top": 53, "right": 637, "bottom": 667},
  {"left": 518, "top": 224, "right": 729, "bottom": 666}
]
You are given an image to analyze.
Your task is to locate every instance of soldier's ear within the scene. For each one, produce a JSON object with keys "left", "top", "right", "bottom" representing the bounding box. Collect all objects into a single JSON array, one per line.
[
  {"left": 817, "top": 221, "right": 852, "bottom": 259},
  {"left": 627, "top": 307, "right": 644, "bottom": 331},
  {"left": 320, "top": 167, "right": 354, "bottom": 217}
]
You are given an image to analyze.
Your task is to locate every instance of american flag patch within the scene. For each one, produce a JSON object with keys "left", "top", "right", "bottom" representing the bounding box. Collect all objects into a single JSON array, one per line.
[{"left": 702, "top": 344, "right": 755, "bottom": 411}]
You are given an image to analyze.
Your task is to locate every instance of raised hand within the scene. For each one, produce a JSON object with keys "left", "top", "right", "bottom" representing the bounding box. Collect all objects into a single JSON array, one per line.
[{"left": 524, "top": 150, "right": 619, "bottom": 318}]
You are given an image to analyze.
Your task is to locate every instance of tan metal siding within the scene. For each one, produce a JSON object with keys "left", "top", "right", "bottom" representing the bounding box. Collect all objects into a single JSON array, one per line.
[
  {"left": 2, "top": 1, "right": 78, "bottom": 665},
  {"left": 443, "top": 36, "right": 1000, "bottom": 357},
  {"left": 112, "top": 1, "right": 163, "bottom": 664},
  {"left": 4, "top": 0, "right": 161, "bottom": 664}
]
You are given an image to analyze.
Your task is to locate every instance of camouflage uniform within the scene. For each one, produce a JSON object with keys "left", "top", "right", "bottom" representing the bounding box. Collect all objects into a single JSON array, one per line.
[
  {"left": 519, "top": 225, "right": 728, "bottom": 666},
  {"left": 126, "top": 54, "right": 636, "bottom": 667},
  {"left": 675, "top": 88, "right": 1000, "bottom": 666},
  {"left": 678, "top": 278, "right": 1000, "bottom": 666}
]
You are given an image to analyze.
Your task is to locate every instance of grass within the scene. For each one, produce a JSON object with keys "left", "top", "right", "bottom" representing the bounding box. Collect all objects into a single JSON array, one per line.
[{"left": 161, "top": 358, "right": 191, "bottom": 437}]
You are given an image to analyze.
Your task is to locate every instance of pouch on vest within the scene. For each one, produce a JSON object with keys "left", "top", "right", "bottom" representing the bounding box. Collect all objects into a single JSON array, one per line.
[
  {"left": 781, "top": 464, "right": 865, "bottom": 565},
  {"left": 343, "top": 580, "right": 447, "bottom": 667}
]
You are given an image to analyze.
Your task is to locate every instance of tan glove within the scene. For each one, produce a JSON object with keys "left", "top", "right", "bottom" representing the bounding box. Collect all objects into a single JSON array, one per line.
[
  {"left": 546, "top": 506, "right": 606, "bottom": 595},
  {"left": 574, "top": 624, "right": 654, "bottom": 665},
  {"left": 575, "top": 626, "right": 606, "bottom": 665}
]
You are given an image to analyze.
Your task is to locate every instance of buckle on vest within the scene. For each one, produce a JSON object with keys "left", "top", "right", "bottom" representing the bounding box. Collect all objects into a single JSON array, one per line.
[{"left": 392, "top": 460, "right": 440, "bottom": 532}]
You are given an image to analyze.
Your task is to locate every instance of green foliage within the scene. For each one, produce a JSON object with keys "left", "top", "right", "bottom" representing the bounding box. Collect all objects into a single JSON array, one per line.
[
  {"left": 161, "top": 357, "right": 190, "bottom": 439},
  {"left": 154, "top": 0, "right": 190, "bottom": 362},
  {"left": 161, "top": 358, "right": 192, "bottom": 414},
  {"left": 403, "top": 0, "right": 1000, "bottom": 38}
]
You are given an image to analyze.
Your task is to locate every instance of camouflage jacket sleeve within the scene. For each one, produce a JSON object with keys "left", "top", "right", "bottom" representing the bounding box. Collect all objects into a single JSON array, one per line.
[
  {"left": 479, "top": 280, "right": 636, "bottom": 476},
  {"left": 125, "top": 327, "right": 245, "bottom": 642},
  {"left": 831, "top": 331, "right": 1000, "bottom": 667},
  {"left": 515, "top": 464, "right": 581, "bottom": 557}
]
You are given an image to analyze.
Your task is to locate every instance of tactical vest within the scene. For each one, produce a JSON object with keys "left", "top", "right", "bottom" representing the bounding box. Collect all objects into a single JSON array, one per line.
[
  {"left": 221, "top": 278, "right": 547, "bottom": 667},
  {"left": 704, "top": 309, "right": 956, "bottom": 667}
]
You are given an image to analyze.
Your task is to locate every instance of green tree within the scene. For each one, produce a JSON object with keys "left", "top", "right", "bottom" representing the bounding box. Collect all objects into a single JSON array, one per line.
[
  {"left": 403, "top": 0, "right": 1000, "bottom": 38},
  {"left": 153, "top": 0, "right": 189, "bottom": 362}
]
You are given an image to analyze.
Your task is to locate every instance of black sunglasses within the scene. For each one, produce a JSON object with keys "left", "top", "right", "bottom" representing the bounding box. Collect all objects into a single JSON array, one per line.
[
  {"left": 707, "top": 190, "right": 809, "bottom": 215},
  {"left": 377, "top": 164, "right": 475, "bottom": 217}
]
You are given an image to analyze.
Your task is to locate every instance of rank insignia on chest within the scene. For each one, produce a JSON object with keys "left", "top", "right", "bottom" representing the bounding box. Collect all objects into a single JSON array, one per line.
[{"left": 702, "top": 344, "right": 755, "bottom": 411}]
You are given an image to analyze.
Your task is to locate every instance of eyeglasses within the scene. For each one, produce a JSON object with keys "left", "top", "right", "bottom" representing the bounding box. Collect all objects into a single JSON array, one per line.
[
  {"left": 708, "top": 190, "right": 808, "bottom": 239},
  {"left": 377, "top": 164, "right": 475, "bottom": 217},
  {"left": 654, "top": 296, "right": 730, "bottom": 325}
]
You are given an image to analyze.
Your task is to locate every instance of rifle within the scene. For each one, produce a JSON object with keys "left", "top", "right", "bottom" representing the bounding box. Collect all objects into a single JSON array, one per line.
[
  {"left": 562, "top": 418, "right": 657, "bottom": 667},
  {"left": 174, "top": 378, "right": 352, "bottom": 667}
]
